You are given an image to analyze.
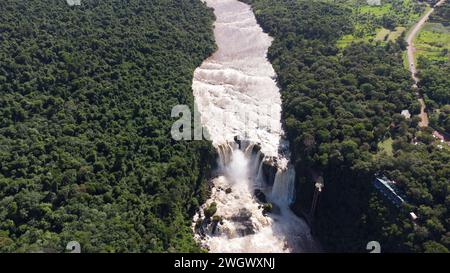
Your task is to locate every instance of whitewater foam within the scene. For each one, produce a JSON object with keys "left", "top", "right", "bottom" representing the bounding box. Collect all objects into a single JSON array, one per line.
[
  {"left": 192, "top": 0, "right": 315, "bottom": 253},
  {"left": 193, "top": 0, "right": 282, "bottom": 158}
]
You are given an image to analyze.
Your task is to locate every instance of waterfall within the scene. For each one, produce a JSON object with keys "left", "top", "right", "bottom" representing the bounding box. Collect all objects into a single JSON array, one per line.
[
  {"left": 249, "top": 149, "right": 263, "bottom": 176},
  {"left": 255, "top": 160, "right": 265, "bottom": 189},
  {"left": 244, "top": 143, "right": 256, "bottom": 157},
  {"left": 217, "top": 143, "right": 233, "bottom": 168},
  {"left": 271, "top": 166, "right": 296, "bottom": 207},
  {"left": 193, "top": 142, "right": 315, "bottom": 253},
  {"left": 191, "top": 0, "right": 316, "bottom": 253}
]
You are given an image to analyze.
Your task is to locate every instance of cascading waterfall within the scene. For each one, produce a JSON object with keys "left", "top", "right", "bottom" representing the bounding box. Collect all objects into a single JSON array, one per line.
[
  {"left": 217, "top": 143, "right": 234, "bottom": 168},
  {"left": 192, "top": 0, "right": 316, "bottom": 252},
  {"left": 271, "top": 166, "right": 296, "bottom": 206},
  {"left": 255, "top": 160, "right": 265, "bottom": 189},
  {"left": 193, "top": 142, "right": 313, "bottom": 252}
]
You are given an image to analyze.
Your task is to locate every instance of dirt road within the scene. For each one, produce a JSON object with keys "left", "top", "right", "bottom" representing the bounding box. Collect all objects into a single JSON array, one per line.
[{"left": 406, "top": 0, "right": 446, "bottom": 128}]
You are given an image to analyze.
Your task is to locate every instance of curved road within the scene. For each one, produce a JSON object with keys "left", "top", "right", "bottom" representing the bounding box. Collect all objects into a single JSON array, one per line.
[{"left": 406, "top": 0, "right": 446, "bottom": 128}]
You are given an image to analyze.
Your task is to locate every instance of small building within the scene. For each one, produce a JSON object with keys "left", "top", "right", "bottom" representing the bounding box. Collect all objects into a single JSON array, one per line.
[
  {"left": 401, "top": 110, "right": 411, "bottom": 119},
  {"left": 373, "top": 177, "right": 406, "bottom": 208}
]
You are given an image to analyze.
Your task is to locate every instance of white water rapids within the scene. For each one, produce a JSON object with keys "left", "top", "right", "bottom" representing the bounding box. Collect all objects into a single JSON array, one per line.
[{"left": 192, "top": 0, "right": 316, "bottom": 253}]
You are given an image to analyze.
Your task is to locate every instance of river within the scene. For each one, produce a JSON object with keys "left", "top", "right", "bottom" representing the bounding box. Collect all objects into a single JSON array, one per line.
[{"left": 191, "top": 0, "right": 316, "bottom": 253}]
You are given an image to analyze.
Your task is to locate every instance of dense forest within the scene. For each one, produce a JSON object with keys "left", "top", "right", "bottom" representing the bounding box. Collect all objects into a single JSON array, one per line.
[
  {"left": 420, "top": 60, "right": 450, "bottom": 133},
  {"left": 0, "top": 0, "right": 216, "bottom": 252},
  {"left": 243, "top": 0, "right": 449, "bottom": 252}
]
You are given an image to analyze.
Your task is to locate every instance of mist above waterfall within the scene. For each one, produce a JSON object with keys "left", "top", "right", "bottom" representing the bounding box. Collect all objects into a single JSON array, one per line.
[{"left": 225, "top": 149, "right": 249, "bottom": 186}]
